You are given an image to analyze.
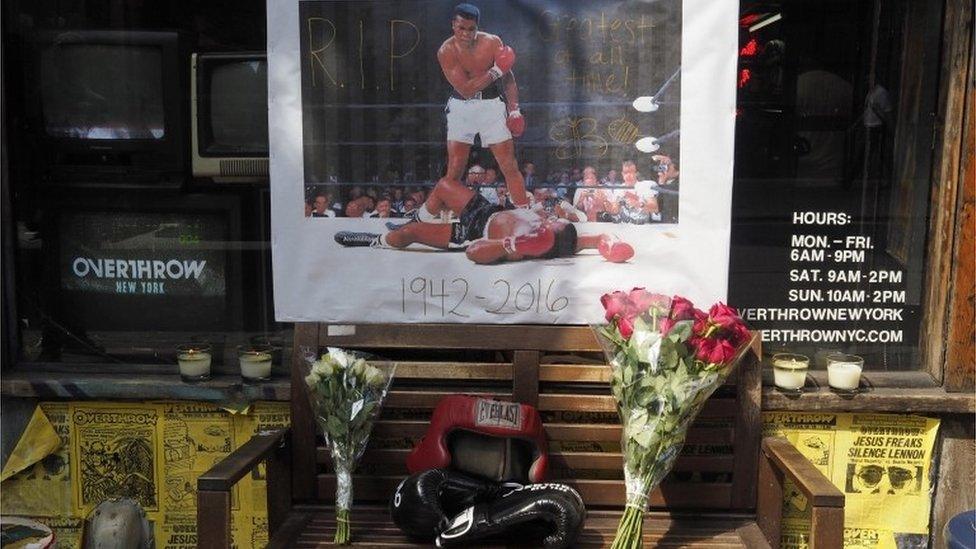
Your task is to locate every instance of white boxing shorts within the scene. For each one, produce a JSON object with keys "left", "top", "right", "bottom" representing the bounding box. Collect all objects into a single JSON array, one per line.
[{"left": 445, "top": 96, "right": 511, "bottom": 146}]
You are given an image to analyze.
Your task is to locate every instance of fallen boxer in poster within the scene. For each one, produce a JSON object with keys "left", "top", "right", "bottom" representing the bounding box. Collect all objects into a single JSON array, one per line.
[{"left": 334, "top": 176, "right": 635, "bottom": 265}]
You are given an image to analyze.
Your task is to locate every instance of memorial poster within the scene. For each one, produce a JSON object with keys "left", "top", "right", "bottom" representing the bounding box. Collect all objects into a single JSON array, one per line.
[{"left": 269, "top": 0, "right": 738, "bottom": 323}]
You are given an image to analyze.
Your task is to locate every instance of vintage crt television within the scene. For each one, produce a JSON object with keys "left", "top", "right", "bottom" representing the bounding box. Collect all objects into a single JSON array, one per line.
[
  {"left": 27, "top": 30, "right": 186, "bottom": 186},
  {"left": 47, "top": 194, "right": 243, "bottom": 333},
  {"left": 191, "top": 52, "right": 269, "bottom": 182}
]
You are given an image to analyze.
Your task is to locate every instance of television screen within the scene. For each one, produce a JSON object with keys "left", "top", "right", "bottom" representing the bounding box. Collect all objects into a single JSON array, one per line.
[
  {"left": 208, "top": 59, "right": 268, "bottom": 152},
  {"left": 40, "top": 44, "right": 165, "bottom": 140},
  {"left": 27, "top": 31, "right": 186, "bottom": 186},
  {"left": 56, "top": 209, "right": 235, "bottom": 331}
]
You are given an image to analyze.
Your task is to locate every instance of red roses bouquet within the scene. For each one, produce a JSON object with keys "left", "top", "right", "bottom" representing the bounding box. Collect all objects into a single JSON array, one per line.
[{"left": 594, "top": 289, "right": 752, "bottom": 549}]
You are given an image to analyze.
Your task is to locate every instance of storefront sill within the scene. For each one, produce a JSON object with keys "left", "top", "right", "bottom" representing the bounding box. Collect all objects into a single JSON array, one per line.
[
  {"left": 762, "top": 386, "right": 975, "bottom": 414},
  {"left": 0, "top": 371, "right": 291, "bottom": 402},
  {"left": 5, "top": 370, "right": 972, "bottom": 414}
]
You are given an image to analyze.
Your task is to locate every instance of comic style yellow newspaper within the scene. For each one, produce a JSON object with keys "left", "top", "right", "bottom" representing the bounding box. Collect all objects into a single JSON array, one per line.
[
  {"left": 763, "top": 412, "right": 939, "bottom": 547},
  {"left": 779, "top": 524, "right": 899, "bottom": 549},
  {"left": 834, "top": 414, "right": 938, "bottom": 533},
  {"left": 844, "top": 528, "right": 898, "bottom": 549},
  {"left": 234, "top": 401, "right": 291, "bottom": 547},
  {"left": 159, "top": 401, "right": 242, "bottom": 549},
  {"left": 69, "top": 403, "right": 163, "bottom": 516},
  {"left": 779, "top": 519, "right": 811, "bottom": 549},
  {"left": 762, "top": 412, "right": 838, "bottom": 477},
  {"left": 1, "top": 403, "right": 74, "bottom": 517},
  {"left": 69, "top": 403, "right": 168, "bottom": 544},
  {"left": 763, "top": 412, "right": 839, "bottom": 522},
  {"left": 38, "top": 516, "right": 84, "bottom": 549}
]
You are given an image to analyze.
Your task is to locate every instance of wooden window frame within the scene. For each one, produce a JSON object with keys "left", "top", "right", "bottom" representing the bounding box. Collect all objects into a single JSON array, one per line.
[{"left": 919, "top": 0, "right": 974, "bottom": 393}]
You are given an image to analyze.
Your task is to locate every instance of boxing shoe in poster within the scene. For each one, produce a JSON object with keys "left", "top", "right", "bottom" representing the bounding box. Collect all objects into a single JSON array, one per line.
[{"left": 599, "top": 235, "right": 635, "bottom": 263}]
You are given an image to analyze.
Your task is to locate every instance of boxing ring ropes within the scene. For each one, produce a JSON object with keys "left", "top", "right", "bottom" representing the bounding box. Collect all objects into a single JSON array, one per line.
[
  {"left": 310, "top": 67, "right": 681, "bottom": 147},
  {"left": 306, "top": 67, "right": 680, "bottom": 193}
]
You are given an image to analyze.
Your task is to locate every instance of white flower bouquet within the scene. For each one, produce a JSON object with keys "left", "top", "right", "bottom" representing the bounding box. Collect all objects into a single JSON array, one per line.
[{"left": 302, "top": 347, "right": 395, "bottom": 544}]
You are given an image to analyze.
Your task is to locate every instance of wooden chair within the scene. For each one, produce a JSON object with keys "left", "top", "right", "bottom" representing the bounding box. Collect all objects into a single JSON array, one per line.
[{"left": 198, "top": 324, "right": 844, "bottom": 548}]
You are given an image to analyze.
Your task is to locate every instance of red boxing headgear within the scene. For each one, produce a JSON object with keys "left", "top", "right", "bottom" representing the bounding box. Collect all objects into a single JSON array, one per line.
[{"left": 406, "top": 395, "right": 548, "bottom": 483}]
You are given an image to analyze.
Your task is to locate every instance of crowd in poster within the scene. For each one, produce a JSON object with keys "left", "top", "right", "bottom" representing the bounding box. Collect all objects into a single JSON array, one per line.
[{"left": 269, "top": 0, "right": 738, "bottom": 323}]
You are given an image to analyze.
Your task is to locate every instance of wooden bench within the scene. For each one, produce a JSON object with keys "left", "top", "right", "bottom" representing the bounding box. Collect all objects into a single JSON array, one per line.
[{"left": 198, "top": 324, "right": 844, "bottom": 548}]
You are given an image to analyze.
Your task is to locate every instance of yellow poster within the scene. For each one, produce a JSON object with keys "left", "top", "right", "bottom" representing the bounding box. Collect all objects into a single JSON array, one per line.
[
  {"left": 762, "top": 412, "right": 838, "bottom": 478},
  {"left": 778, "top": 524, "right": 898, "bottom": 549},
  {"left": 763, "top": 412, "right": 839, "bottom": 522},
  {"left": 155, "top": 511, "right": 252, "bottom": 549},
  {"left": 234, "top": 401, "right": 291, "bottom": 546},
  {"left": 0, "top": 406, "right": 60, "bottom": 481},
  {"left": 159, "top": 401, "right": 241, "bottom": 549},
  {"left": 1, "top": 403, "right": 74, "bottom": 517},
  {"left": 763, "top": 412, "right": 940, "bottom": 546},
  {"left": 41, "top": 516, "right": 84, "bottom": 549},
  {"left": 834, "top": 414, "right": 938, "bottom": 533},
  {"left": 843, "top": 528, "right": 897, "bottom": 549},
  {"left": 1, "top": 400, "right": 286, "bottom": 549},
  {"left": 233, "top": 512, "right": 253, "bottom": 549},
  {"left": 69, "top": 404, "right": 163, "bottom": 516}
]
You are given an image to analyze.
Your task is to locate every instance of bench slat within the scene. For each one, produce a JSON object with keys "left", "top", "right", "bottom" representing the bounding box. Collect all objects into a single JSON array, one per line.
[
  {"left": 316, "top": 475, "right": 733, "bottom": 509},
  {"left": 383, "top": 361, "right": 513, "bottom": 380},
  {"left": 560, "top": 478, "right": 733, "bottom": 508},
  {"left": 386, "top": 390, "right": 512, "bottom": 408},
  {"left": 317, "top": 447, "right": 735, "bottom": 473},
  {"left": 541, "top": 364, "right": 613, "bottom": 383},
  {"left": 540, "top": 364, "right": 740, "bottom": 387},
  {"left": 371, "top": 420, "right": 733, "bottom": 444},
  {"left": 380, "top": 362, "right": 739, "bottom": 386},
  {"left": 543, "top": 424, "right": 733, "bottom": 444},
  {"left": 319, "top": 324, "right": 603, "bottom": 352},
  {"left": 286, "top": 505, "right": 756, "bottom": 548},
  {"left": 538, "top": 394, "right": 737, "bottom": 417},
  {"left": 386, "top": 391, "right": 734, "bottom": 415}
]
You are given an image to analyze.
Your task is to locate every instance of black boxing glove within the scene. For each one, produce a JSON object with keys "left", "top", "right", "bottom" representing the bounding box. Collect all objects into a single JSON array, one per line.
[
  {"left": 390, "top": 468, "right": 521, "bottom": 540},
  {"left": 435, "top": 483, "right": 586, "bottom": 549}
]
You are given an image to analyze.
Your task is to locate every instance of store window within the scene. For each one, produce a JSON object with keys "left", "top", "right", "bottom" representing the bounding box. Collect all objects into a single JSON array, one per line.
[
  {"left": 1, "top": 0, "right": 951, "bottom": 379},
  {"left": 3, "top": 2, "right": 278, "bottom": 373},
  {"left": 728, "top": 0, "right": 942, "bottom": 374}
]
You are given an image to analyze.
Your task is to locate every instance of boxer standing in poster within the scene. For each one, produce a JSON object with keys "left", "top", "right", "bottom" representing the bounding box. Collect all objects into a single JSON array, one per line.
[{"left": 415, "top": 3, "right": 528, "bottom": 219}]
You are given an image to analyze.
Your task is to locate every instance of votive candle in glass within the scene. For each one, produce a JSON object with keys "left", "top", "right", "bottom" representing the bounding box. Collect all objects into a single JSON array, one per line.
[
  {"left": 827, "top": 353, "right": 863, "bottom": 393},
  {"left": 772, "top": 353, "right": 809, "bottom": 393},
  {"left": 177, "top": 344, "right": 212, "bottom": 382},
  {"left": 239, "top": 345, "right": 273, "bottom": 383}
]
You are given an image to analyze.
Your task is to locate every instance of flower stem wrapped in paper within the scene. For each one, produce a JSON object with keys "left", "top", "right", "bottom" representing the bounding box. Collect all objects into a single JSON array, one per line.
[
  {"left": 302, "top": 348, "right": 395, "bottom": 544},
  {"left": 593, "top": 289, "right": 751, "bottom": 549}
]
